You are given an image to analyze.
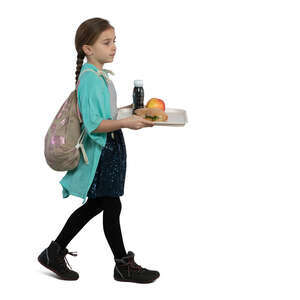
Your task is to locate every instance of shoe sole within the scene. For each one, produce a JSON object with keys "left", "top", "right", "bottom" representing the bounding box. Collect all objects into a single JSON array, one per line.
[
  {"left": 114, "top": 274, "right": 160, "bottom": 284},
  {"left": 38, "top": 257, "right": 79, "bottom": 281}
]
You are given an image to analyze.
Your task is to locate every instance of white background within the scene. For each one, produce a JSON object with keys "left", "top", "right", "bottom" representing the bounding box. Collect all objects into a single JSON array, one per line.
[{"left": 0, "top": 0, "right": 299, "bottom": 299}]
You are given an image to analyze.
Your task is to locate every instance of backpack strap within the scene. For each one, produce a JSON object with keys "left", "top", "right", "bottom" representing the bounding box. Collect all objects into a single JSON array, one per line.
[
  {"left": 75, "top": 129, "right": 88, "bottom": 164},
  {"left": 103, "top": 68, "right": 115, "bottom": 76},
  {"left": 76, "top": 68, "right": 114, "bottom": 89}
]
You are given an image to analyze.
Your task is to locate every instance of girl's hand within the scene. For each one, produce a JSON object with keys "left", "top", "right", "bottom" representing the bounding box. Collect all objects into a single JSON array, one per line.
[{"left": 122, "top": 115, "right": 154, "bottom": 130}]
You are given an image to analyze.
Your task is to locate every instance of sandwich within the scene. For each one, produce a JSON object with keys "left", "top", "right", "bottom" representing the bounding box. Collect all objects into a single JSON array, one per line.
[{"left": 134, "top": 107, "right": 168, "bottom": 122}]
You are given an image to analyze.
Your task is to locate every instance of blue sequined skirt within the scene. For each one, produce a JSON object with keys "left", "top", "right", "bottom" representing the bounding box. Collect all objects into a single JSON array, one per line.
[{"left": 87, "top": 129, "right": 126, "bottom": 199}]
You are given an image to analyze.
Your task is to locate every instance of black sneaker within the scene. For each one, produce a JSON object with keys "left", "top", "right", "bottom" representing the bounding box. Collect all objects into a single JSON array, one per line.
[
  {"left": 38, "top": 241, "right": 79, "bottom": 280},
  {"left": 114, "top": 251, "right": 160, "bottom": 284}
]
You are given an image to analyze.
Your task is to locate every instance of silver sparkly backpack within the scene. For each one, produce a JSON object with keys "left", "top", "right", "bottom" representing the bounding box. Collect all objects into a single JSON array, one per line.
[{"left": 44, "top": 68, "right": 112, "bottom": 171}]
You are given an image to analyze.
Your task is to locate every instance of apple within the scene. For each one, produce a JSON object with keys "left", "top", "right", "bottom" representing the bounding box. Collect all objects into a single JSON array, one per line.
[{"left": 146, "top": 98, "right": 165, "bottom": 111}]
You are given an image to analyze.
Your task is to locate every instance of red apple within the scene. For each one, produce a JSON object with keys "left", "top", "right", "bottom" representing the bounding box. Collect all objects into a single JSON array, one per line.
[{"left": 146, "top": 98, "right": 165, "bottom": 111}]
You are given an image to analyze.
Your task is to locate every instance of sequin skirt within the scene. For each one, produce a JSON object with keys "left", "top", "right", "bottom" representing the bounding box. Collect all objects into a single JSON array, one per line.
[{"left": 87, "top": 129, "right": 126, "bottom": 199}]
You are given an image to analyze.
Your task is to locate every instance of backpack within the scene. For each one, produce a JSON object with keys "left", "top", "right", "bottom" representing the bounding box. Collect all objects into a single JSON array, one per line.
[{"left": 44, "top": 68, "right": 112, "bottom": 171}]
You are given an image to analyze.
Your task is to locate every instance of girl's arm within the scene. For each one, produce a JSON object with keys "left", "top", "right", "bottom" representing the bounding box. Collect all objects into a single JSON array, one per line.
[
  {"left": 92, "top": 119, "right": 126, "bottom": 133},
  {"left": 92, "top": 104, "right": 132, "bottom": 133},
  {"left": 92, "top": 115, "right": 154, "bottom": 133}
]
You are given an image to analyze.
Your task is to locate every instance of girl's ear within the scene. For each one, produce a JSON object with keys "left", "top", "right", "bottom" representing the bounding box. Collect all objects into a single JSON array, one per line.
[{"left": 82, "top": 45, "right": 93, "bottom": 56}]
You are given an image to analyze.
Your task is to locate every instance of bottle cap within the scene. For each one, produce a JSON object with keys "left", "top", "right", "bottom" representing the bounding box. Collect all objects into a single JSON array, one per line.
[{"left": 134, "top": 80, "right": 143, "bottom": 87}]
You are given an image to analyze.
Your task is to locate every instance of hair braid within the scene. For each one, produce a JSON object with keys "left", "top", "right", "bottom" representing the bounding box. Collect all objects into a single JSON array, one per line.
[{"left": 75, "top": 51, "right": 85, "bottom": 85}]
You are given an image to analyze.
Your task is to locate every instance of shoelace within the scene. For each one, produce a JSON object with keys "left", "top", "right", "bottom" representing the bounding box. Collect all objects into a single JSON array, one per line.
[
  {"left": 58, "top": 250, "right": 78, "bottom": 271},
  {"left": 127, "top": 258, "right": 143, "bottom": 272}
]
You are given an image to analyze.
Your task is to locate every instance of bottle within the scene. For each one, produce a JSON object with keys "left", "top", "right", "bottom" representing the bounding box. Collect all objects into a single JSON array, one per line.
[{"left": 132, "top": 80, "right": 144, "bottom": 112}]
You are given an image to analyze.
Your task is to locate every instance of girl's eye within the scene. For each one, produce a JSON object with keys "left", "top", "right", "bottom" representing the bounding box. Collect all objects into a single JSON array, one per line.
[{"left": 105, "top": 41, "right": 116, "bottom": 45}]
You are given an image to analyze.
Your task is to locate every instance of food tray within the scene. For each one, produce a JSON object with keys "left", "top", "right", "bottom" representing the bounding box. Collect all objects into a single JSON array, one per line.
[{"left": 117, "top": 107, "right": 188, "bottom": 126}]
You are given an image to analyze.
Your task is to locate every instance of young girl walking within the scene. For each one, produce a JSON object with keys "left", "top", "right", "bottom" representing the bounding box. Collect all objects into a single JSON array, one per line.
[{"left": 38, "top": 17, "right": 160, "bottom": 284}]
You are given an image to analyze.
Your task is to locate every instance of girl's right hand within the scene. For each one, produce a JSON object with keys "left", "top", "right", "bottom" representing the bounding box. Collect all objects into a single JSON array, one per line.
[{"left": 122, "top": 115, "right": 154, "bottom": 130}]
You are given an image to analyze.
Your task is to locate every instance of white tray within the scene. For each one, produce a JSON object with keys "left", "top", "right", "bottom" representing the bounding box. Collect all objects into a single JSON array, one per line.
[{"left": 117, "top": 107, "right": 188, "bottom": 126}]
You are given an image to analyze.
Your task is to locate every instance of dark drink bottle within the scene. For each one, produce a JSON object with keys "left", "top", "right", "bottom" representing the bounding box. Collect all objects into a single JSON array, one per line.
[{"left": 132, "top": 80, "right": 144, "bottom": 112}]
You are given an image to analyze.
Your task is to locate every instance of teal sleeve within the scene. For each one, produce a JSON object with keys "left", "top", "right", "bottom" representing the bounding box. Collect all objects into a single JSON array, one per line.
[{"left": 77, "top": 72, "right": 109, "bottom": 147}]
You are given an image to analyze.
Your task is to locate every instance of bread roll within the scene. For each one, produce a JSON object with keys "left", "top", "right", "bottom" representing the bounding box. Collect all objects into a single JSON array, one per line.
[
  {"left": 134, "top": 108, "right": 148, "bottom": 118},
  {"left": 134, "top": 107, "right": 168, "bottom": 122}
]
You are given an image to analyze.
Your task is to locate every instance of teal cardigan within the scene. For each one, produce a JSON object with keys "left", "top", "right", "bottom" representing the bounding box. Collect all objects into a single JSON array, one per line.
[{"left": 59, "top": 63, "right": 113, "bottom": 204}]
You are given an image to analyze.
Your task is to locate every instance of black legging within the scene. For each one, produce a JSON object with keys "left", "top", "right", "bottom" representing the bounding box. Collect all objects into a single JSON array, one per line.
[{"left": 54, "top": 196, "right": 127, "bottom": 259}]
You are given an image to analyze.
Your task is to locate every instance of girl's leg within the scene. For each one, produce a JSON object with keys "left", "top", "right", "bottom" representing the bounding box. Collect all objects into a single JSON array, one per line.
[
  {"left": 101, "top": 196, "right": 127, "bottom": 259},
  {"left": 54, "top": 197, "right": 104, "bottom": 249}
]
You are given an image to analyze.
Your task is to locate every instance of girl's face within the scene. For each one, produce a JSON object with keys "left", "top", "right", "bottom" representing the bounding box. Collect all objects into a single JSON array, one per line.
[{"left": 83, "top": 27, "right": 117, "bottom": 64}]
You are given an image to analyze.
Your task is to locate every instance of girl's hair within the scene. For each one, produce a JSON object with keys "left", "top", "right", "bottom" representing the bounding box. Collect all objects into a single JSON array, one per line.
[{"left": 74, "top": 17, "right": 114, "bottom": 84}]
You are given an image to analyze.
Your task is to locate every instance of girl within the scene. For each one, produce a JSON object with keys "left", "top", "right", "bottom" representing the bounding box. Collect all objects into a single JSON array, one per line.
[{"left": 38, "top": 17, "right": 160, "bottom": 284}]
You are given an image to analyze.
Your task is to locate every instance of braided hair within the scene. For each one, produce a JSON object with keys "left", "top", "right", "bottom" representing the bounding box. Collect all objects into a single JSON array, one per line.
[
  {"left": 75, "top": 51, "right": 85, "bottom": 84},
  {"left": 74, "top": 17, "right": 114, "bottom": 85}
]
